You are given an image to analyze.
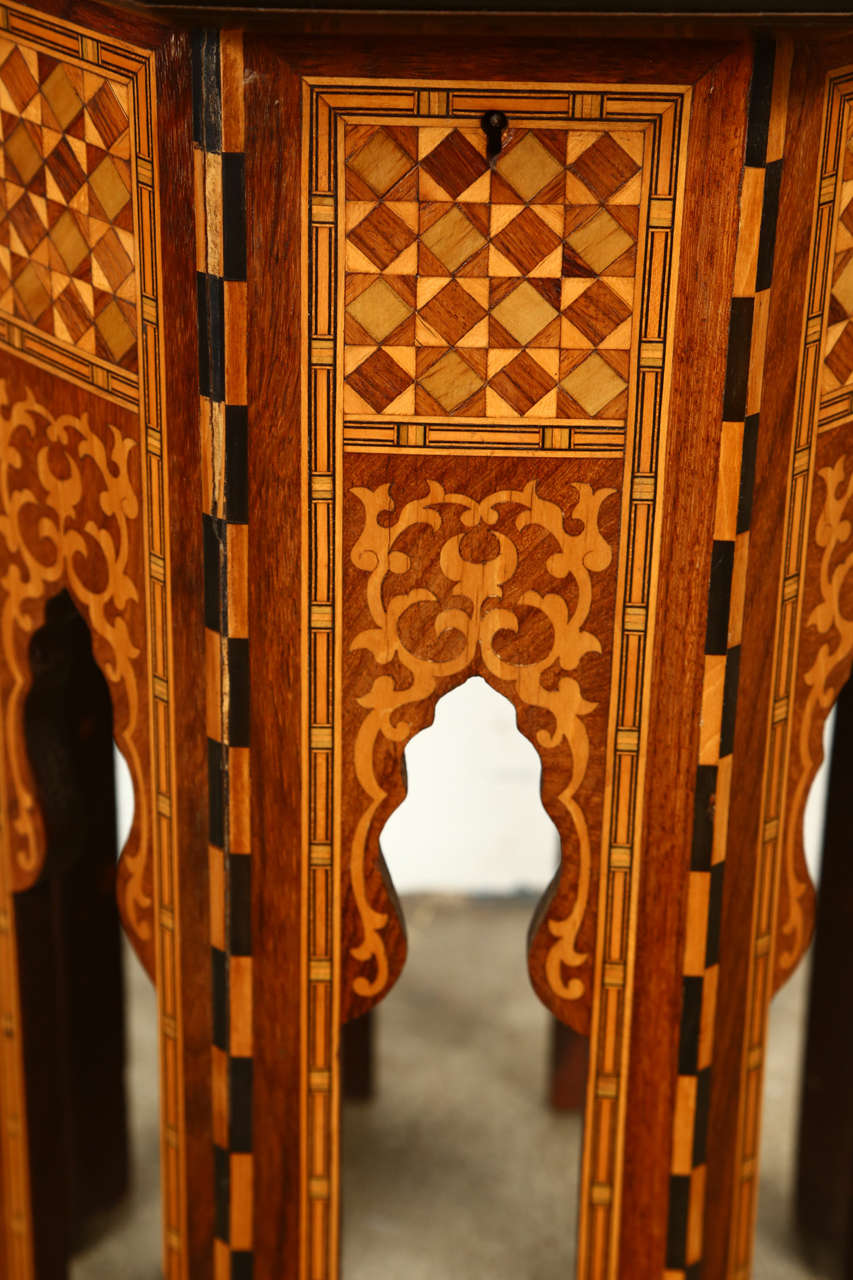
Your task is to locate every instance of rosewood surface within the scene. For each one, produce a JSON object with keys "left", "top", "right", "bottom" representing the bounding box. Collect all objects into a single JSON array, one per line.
[{"left": 0, "top": 8, "right": 851, "bottom": 1280}]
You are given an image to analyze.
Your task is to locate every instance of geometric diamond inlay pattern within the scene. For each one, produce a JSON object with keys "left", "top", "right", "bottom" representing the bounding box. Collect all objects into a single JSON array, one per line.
[
  {"left": 825, "top": 131, "right": 853, "bottom": 393},
  {"left": 344, "top": 122, "right": 644, "bottom": 419},
  {"left": 0, "top": 37, "right": 137, "bottom": 370}
]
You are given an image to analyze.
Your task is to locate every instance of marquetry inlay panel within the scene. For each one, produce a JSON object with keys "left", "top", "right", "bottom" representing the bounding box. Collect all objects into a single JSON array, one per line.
[
  {"left": 0, "top": 8, "right": 183, "bottom": 1280},
  {"left": 340, "top": 456, "right": 621, "bottom": 1020},
  {"left": 0, "top": 41, "right": 135, "bottom": 359},
  {"left": 0, "top": 15, "right": 170, "bottom": 958},
  {"left": 0, "top": 16, "right": 158, "bottom": 409},
  {"left": 343, "top": 123, "right": 643, "bottom": 421},
  {"left": 304, "top": 78, "right": 690, "bottom": 1280},
  {"left": 818, "top": 96, "right": 853, "bottom": 431},
  {"left": 824, "top": 104, "right": 853, "bottom": 395}
]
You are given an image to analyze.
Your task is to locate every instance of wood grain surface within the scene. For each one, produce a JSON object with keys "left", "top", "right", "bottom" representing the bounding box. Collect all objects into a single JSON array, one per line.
[
  {"left": 3, "top": 7, "right": 853, "bottom": 1280},
  {"left": 617, "top": 40, "right": 753, "bottom": 1280},
  {"left": 709, "top": 37, "right": 853, "bottom": 1278},
  {"left": 244, "top": 26, "right": 734, "bottom": 1280},
  {"left": 0, "top": 6, "right": 202, "bottom": 1278},
  {"left": 340, "top": 453, "right": 622, "bottom": 1028}
]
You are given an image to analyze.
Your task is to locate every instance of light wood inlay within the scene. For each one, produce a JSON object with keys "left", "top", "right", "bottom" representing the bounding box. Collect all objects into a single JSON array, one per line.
[
  {"left": 304, "top": 76, "right": 691, "bottom": 1280},
  {"left": 0, "top": 41, "right": 137, "bottom": 366},
  {"left": 0, "top": 10, "right": 185, "bottom": 1280},
  {"left": 343, "top": 120, "right": 647, "bottom": 422}
]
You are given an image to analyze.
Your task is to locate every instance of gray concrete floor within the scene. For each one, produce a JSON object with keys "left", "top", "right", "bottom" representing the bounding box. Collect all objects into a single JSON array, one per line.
[
  {"left": 70, "top": 940, "right": 160, "bottom": 1280},
  {"left": 73, "top": 896, "right": 826, "bottom": 1278}
]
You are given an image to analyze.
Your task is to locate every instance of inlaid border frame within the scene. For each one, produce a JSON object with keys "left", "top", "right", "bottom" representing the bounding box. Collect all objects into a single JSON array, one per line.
[
  {"left": 0, "top": 5, "right": 186, "bottom": 1278},
  {"left": 302, "top": 75, "right": 691, "bottom": 1280}
]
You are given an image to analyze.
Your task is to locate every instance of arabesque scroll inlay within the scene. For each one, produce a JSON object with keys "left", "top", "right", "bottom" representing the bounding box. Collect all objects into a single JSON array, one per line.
[
  {"left": 780, "top": 456, "right": 853, "bottom": 970},
  {"left": 348, "top": 476, "right": 615, "bottom": 1002},
  {"left": 0, "top": 381, "right": 149, "bottom": 934}
]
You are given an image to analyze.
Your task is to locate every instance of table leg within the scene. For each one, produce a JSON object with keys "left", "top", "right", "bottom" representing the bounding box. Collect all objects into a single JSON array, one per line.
[
  {"left": 21, "top": 594, "right": 128, "bottom": 1274},
  {"left": 549, "top": 1020, "right": 589, "bottom": 1112},
  {"left": 342, "top": 1011, "right": 375, "bottom": 1102}
]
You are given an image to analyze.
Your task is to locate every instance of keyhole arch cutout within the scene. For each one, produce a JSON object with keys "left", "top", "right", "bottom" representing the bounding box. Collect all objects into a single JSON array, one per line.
[
  {"left": 342, "top": 465, "right": 619, "bottom": 1028},
  {"left": 341, "top": 676, "right": 581, "bottom": 1280},
  {"left": 22, "top": 587, "right": 147, "bottom": 975},
  {"left": 380, "top": 676, "right": 560, "bottom": 897},
  {"left": 23, "top": 589, "right": 118, "bottom": 879}
]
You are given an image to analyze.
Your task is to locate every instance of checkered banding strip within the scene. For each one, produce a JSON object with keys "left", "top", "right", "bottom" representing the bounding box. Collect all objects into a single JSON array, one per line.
[
  {"left": 192, "top": 30, "right": 252, "bottom": 1280},
  {"left": 728, "top": 62, "right": 853, "bottom": 1275},
  {"left": 664, "top": 35, "right": 790, "bottom": 1279}
]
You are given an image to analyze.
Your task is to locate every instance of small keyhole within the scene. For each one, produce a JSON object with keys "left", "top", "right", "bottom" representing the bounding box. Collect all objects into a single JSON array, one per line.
[{"left": 481, "top": 110, "right": 508, "bottom": 167}]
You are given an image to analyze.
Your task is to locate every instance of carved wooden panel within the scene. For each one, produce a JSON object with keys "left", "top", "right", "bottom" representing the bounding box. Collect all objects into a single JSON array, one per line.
[
  {"left": 340, "top": 454, "right": 621, "bottom": 1022},
  {"left": 0, "top": 367, "right": 150, "bottom": 1276},
  {"left": 0, "top": 371, "right": 148, "bottom": 904},
  {"left": 0, "top": 8, "right": 186, "bottom": 1279},
  {"left": 765, "top": 75, "right": 853, "bottom": 996},
  {"left": 301, "top": 76, "right": 691, "bottom": 1280},
  {"left": 0, "top": 20, "right": 168, "bottom": 941}
]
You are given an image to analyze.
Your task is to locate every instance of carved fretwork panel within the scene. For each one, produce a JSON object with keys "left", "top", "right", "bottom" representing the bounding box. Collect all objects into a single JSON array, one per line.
[
  {"left": 0, "top": 367, "right": 152, "bottom": 928},
  {"left": 769, "top": 75, "right": 853, "bottom": 996},
  {"left": 340, "top": 453, "right": 622, "bottom": 1027},
  {"left": 0, "top": 9, "right": 170, "bottom": 972},
  {"left": 0, "top": 360, "right": 153, "bottom": 1279},
  {"left": 775, "top": 439, "right": 853, "bottom": 977}
]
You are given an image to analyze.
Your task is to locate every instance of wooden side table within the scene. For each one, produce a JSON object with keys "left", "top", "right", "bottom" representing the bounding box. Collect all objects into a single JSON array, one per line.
[{"left": 0, "top": 4, "right": 852, "bottom": 1277}]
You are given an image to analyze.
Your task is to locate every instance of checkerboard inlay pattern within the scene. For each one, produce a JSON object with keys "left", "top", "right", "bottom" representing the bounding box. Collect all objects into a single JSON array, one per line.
[
  {"left": 824, "top": 128, "right": 853, "bottom": 392},
  {"left": 344, "top": 123, "right": 643, "bottom": 420},
  {"left": 664, "top": 35, "right": 790, "bottom": 1280},
  {"left": 192, "top": 29, "right": 253, "bottom": 1280},
  {"left": 0, "top": 38, "right": 137, "bottom": 368}
]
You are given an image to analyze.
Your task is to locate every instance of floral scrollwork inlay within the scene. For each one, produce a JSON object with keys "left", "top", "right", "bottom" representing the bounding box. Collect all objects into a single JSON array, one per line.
[
  {"left": 348, "top": 477, "right": 616, "bottom": 1002},
  {"left": 0, "top": 382, "right": 149, "bottom": 934},
  {"left": 779, "top": 456, "right": 853, "bottom": 970}
]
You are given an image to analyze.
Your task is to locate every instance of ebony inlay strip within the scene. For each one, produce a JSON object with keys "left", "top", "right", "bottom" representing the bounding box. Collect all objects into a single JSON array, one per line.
[{"left": 691, "top": 765, "right": 718, "bottom": 872}]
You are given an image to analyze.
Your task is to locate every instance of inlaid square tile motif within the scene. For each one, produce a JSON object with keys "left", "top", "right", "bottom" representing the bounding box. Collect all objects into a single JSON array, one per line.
[
  {"left": 824, "top": 122, "right": 853, "bottom": 394},
  {"left": 0, "top": 39, "right": 137, "bottom": 371},
  {"left": 343, "top": 123, "right": 645, "bottom": 420}
]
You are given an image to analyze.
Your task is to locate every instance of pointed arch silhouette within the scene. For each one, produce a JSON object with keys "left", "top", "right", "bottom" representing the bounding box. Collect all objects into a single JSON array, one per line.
[
  {"left": 0, "top": 381, "right": 154, "bottom": 971},
  {"left": 340, "top": 459, "right": 621, "bottom": 1034},
  {"left": 380, "top": 676, "right": 560, "bottom": 897}
]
